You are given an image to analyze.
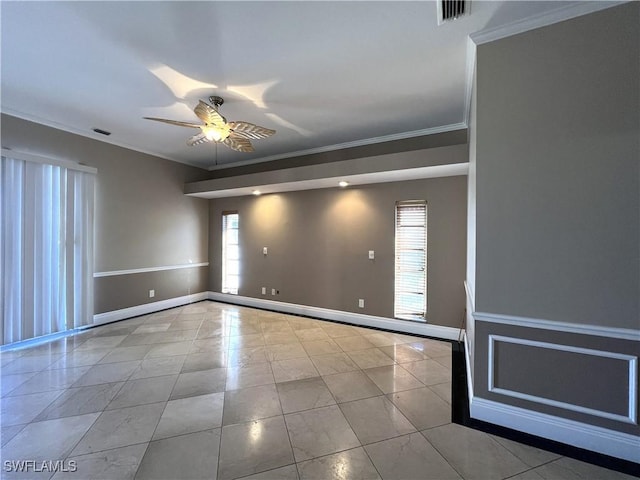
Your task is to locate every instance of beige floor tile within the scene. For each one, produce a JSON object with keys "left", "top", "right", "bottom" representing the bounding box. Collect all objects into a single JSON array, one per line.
[
  {"left": 378, "top": 344, "right": 427, "bottom": 364},
  {"left": 35, "top": 382, "right": 124, "bottom": 421},
  {"left": 334, "top": 336, "right": 376, "bottom": 352},
  {"left": 277, "top": 377, "right": 336, "bottom": 414},
  {"left": 386, "top": 386, "right": 450, "bottom": 430},
  {"left": 311, "top": 352, "right": 359, "bottom": 376},
  {"left": 3, "top": 413, "right": 100, "bottom": 463},
  {"left": 154, "top": 392, "right": 224, "bottom": 440},
  {"left": 136, "top": 429, "right": 221, "bottom": 480},
  {"left": 272, "top": 357, "right": 319, "bottom": 383},
  {"left": 347, "top": 348, "right": 395, "bottom": 369},
  {"left": 402, "top": 359, "right": 450, "bottom": 386},
  {"left": 365, "top": 432, "right": 461, "bottom": 479},
  {"left": 70, "top": 402, "right": 165, "bottom": 456},
  {"left": 322, "top": 371, "right": 383, "bottom": 403},
  {"left": 339, "top": 396, "right": 415, "bottom": 445},
  {"left": 106, "top": 374, "right": 176, "bottom": 409},
  {"left": 226, "top": 363, "right": 274, "bottom": 390},
  {"left": 53, "top": 444, "right": 147, "bottom": 480},
  {"left": 529, "top": 457, "right": 637, "bottom": 479},
  {"left": 297, "top": 447, "right": 380, "bottom": 480},
  {"left": 218, "top": 416, "right": 294, "bottom": 480},
  {"left": 239, "top": 464, "right": 299, "bottom": 480},
  {"left": 266, "top": 342, "right": 308, "bottom": 361},
  {"left": 223, "top": 384, "right": 282, "bottom": 426},
  {"left": 492, "top": 435, "right": 561, "bottom": 468},
  {"left": 171, "top": 367, "right": 227, "bottom": 399},
  {"left": 363, "top": 364, "right": 423, "bottom": 393},
  {"left": 285, "top": 405, "right": 360, "bottom": 462},
  {"left": 421, "top": 423, "right": 529, "bottom": 480},
  {"left": 301, "top": 339, "right": 342, "bottom": 356}
]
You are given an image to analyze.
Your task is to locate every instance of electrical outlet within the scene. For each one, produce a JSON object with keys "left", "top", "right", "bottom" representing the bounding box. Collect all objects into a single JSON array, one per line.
[
  {"left": 358, "top": 299, "right": 364, "bottom": 308},
  {"left": 271, "top": 288, "right": 276, "bottom": 296},
  {"left": 263, "top": 246, "right": 268, "bottom": 255},
  {"left": 368, "top": 250, "right": 375, "bottom": 260},
  {"left": 261, "top": 287, "right": 266, "bottom": 295},
  {"left": 149, "top": 289, "right": 155, "bottom": 298}
]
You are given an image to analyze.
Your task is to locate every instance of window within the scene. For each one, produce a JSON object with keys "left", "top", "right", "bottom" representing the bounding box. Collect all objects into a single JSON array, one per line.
[
  {"left": 221, "top": 212, "right": 239, "bottom": 294},
  {"left": 394, "top": 201, "right": 427, "bottom": 321}
]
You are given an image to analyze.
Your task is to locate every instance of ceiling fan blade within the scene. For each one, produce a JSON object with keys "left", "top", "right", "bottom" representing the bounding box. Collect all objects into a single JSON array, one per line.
[
  {"left": 194, "top": 100, "right": 227, "bottom": 126},
  {"left": 229, "top": 121, "right": 276, "bottom": 140},
  {"left": 223, "top": 135, "right": 254, "bottom": 152},
  {"left": 143, "top": 117, "right": 201, "bottom": 128},
  {"left": 187, "top": 132, "right": 211, "bottom": 147}
]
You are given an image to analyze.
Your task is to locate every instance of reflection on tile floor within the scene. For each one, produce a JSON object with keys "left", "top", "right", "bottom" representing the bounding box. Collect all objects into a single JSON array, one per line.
[{"left": 0, "top": 301, "right": 634, "bottom": 480}]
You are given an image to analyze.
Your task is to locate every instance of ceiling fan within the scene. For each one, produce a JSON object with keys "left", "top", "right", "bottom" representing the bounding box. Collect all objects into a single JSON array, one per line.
[{"left": 144, "top": 96, "right": 275, "bottom": 152}]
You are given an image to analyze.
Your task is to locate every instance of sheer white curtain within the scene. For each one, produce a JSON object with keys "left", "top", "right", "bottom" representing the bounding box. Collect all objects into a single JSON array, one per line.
[{"left": 1, "top": 152, "right": 95, "bottom": 345}]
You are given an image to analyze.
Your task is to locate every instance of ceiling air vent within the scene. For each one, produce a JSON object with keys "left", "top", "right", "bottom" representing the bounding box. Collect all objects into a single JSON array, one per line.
[{"left": 438, "top": 0, "right": 468, "bottom": 25}]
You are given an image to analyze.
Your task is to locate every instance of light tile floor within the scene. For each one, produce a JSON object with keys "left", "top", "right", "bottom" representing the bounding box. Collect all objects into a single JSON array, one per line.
[{"left": 0, "top": 301, "right": 634, "bottom": 480}]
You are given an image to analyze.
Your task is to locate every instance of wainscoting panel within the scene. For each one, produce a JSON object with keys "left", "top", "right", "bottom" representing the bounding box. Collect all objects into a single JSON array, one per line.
[
  {"left": 488, "top": 335, "right": 636, "bottom": 423},
  {"left": 469, "top": 315, "right": 639, "bottom": 462}
]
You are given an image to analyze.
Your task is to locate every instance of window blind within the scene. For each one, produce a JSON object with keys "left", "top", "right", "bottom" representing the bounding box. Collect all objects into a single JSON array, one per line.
[
  {"left": 1, "top": 154, "right": 95, "bottom": 345},
  {"left": 394, "top": 201, "right": 427, "bottom": 321}
]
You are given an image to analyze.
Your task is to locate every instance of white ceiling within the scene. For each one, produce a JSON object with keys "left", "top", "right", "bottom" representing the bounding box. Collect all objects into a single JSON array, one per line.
[{"left": 1, "top": 1, "right": 583, "bottom": 170}]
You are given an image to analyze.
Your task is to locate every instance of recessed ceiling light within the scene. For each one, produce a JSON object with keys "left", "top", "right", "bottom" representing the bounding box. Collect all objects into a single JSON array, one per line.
[
  {"left": 339, "top": 181, "right": 349, "bottom": 188},
  {"left": 252, "top": 190, "right": 261, "bottom": 196}
]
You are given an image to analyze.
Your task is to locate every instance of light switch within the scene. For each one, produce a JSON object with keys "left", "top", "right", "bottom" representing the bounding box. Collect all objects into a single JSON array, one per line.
[
  {"left": 368, "top": 250, "right": 375, "bottom": 260},
  {"left": 263, "top": 247, "right": 268, "bottom": 255}
]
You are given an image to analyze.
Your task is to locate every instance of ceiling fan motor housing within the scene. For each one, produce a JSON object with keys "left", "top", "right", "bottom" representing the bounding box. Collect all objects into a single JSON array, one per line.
[{"left": 209, "top": 96, "right": 224, "bottom": 108}]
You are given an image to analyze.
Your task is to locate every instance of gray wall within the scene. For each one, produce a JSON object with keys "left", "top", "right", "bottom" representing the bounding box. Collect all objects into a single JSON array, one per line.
[
  {"left": 475, "top": 3, "right": 639, "bottom": 329},
  {"left": 1, "top": 114, "right": 210, "bottom": 314},
  {"left": 209, "top": 175, "right": 467, "bottom": 328},
  {"left": 471, "top": 2, "right": 639, "bottom": 440}
]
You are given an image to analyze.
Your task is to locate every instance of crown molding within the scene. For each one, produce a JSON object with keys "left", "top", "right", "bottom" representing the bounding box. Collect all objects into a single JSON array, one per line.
[
  {"left": 1, "top": 107, "right": 205, "bottom": 170},
  {"left": 470, "top": 1, "right": 626, "bottom": 46}
]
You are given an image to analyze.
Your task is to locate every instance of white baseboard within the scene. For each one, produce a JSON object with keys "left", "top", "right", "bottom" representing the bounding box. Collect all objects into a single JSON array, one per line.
[
  {"left": 471, "top": 397, "right": 640, "bottom": 463},
  {"left": 92, "top": 292, "right": 209, "bottom": 326},
  {"left": 208, "top": 292, "right": 462, "bottom": 340}
]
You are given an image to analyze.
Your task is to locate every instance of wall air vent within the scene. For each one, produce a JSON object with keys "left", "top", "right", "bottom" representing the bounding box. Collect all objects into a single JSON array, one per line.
[
  {"left": 92, "top": 128, "right": 111, "bottom": 136},
  {"left": 438, "top": 0, "right": 468, "bottom": 25}
]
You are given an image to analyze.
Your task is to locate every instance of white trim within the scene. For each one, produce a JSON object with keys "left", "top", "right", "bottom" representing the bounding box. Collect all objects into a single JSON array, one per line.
[
  {"left": 471, "top": 397, "right": 640, "bottom": 463},
  {"left": 474, "top": 312, "right": 640, "bottom": 342},
  {"left": 463, "top": 37, "right": 476, "bottom": 128},
  {"left": 94, "top": 262, "right": 209, "bottom": 278},
  {"left": 92, "top": 292, "right": 209, "bottom": 325},
  {"left": 470, "top": 1, "right": 625, "bottom": 46},
  {"left": 207, "top": 123, "right": 468, "bottom": 171},
  {"left": 1, "top": 147, "right": 97, "bottom": 174},
  {"left": 208, "top": 292, "right": 461, "bottom": 340},
  {"left": 463, "top": 280, "right": 474, "bottom": 313},
  {"left": 462, "top": 331, "right": 474, "bottom": 401},
  {"left": 488, "top": 335, "right": 638, "bottom": 424}
]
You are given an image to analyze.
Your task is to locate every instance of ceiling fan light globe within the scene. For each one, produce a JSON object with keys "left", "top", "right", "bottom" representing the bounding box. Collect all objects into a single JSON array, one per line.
[{"left": 203, "top": 124, "right": 231, "bottom": 143}]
